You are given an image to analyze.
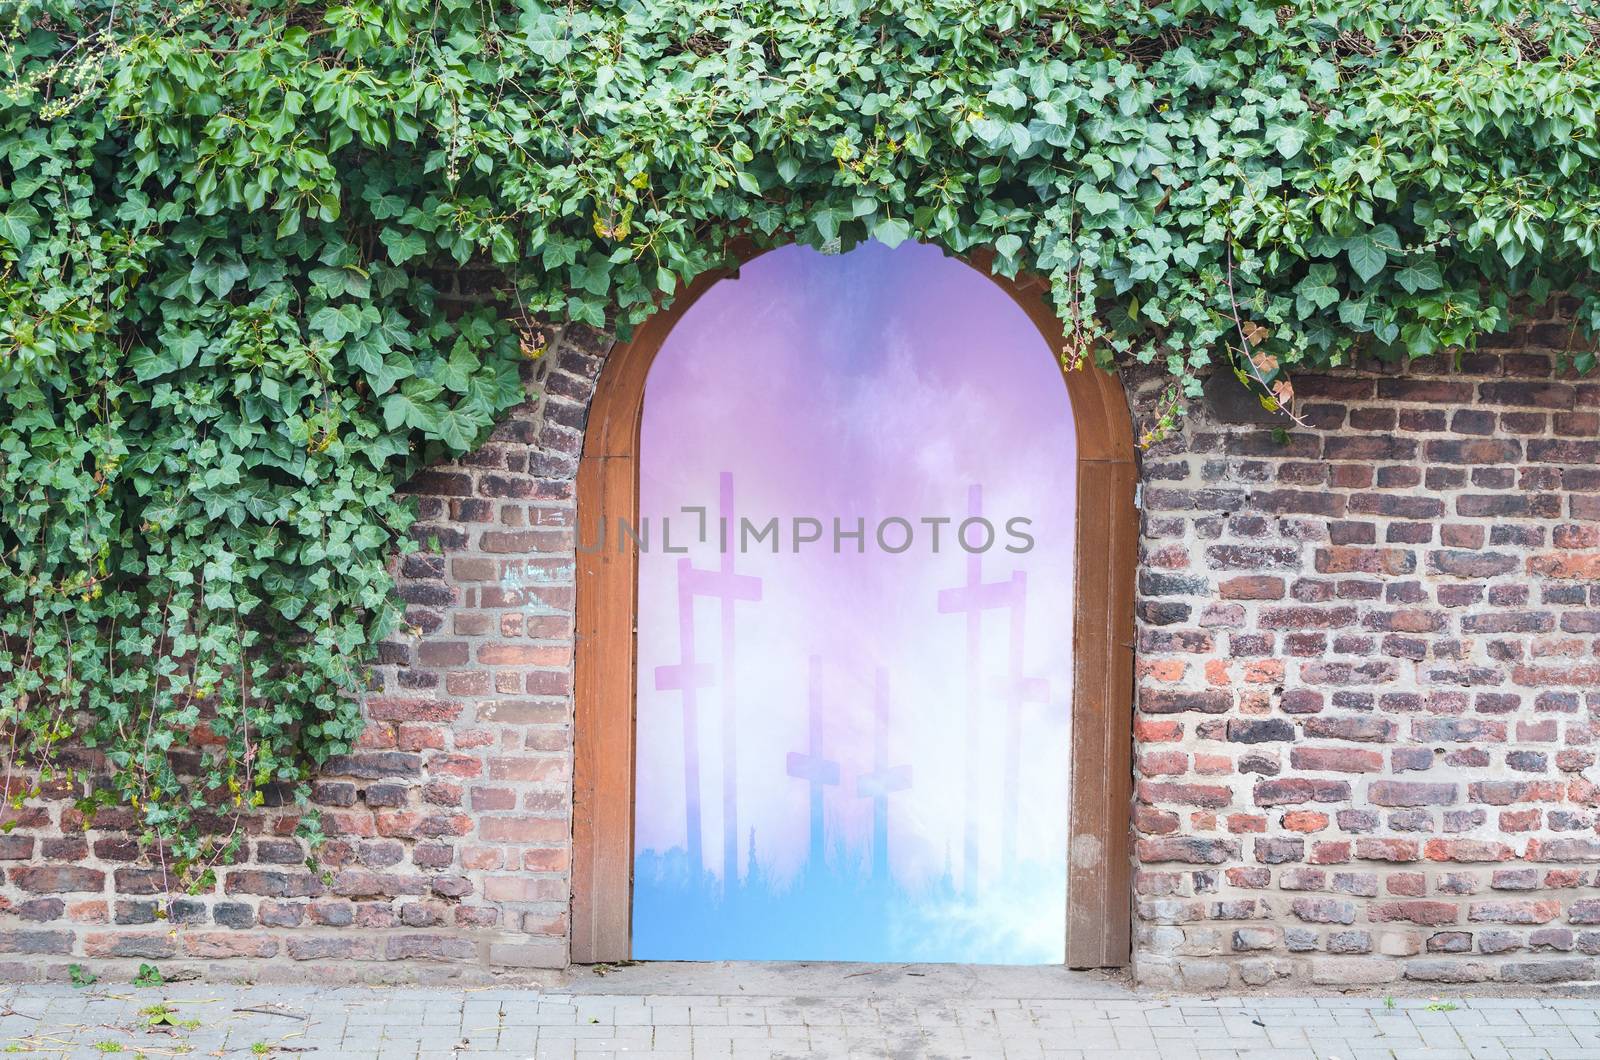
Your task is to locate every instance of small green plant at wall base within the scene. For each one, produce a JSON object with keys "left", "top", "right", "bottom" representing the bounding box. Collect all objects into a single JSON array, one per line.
[
  {"left": 68, "top": 964, "right": 97, "bottom": 988},
  {"left": 131, "top": 964, "right": 164, "bottom": 989},
  {"left": 3, "top": 0, "right": 1600, "bottom": 894},
  {"left": 92, "top": 1044, "right": 123, "bottom": 1055},
  {"left": 141, "top": 1003, "right": 177, "bottom": 1028},
  {"left": 140, "top": 1003, "right": 198, "bottom": 1031},
  {"left": 250, "top": 1044, "right": 270, "bottom": 1056}
]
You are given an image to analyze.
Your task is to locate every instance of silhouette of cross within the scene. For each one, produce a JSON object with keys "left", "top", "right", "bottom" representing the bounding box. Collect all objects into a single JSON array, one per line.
[
  {"left": 994, "top": 573, "right": 1050, "bottom": 873},
  {"left": 652, "top": 472, "right": 763, "bottom": 887},
  {"left": 654, "top": 587, "right": 716, "bottom": 873},
  {"left": 936, "top": 484, "right": 1026, "bottom": 895},
  {"left": 856, "top": 667, "right": 912, "bottom": 885},
  {"left": 787, "top": 655, "right": 840, "bottom": 868},
  {"left": 675, "top": 473, "right": 763, "bottom": 889}
]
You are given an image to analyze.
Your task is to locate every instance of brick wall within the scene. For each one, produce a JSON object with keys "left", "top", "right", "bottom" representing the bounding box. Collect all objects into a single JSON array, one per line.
[
  {"left": 1, "top": 300, "right": 1596, "bottom": 988},
  {"left": 1130, "top": 319, "right": 1600, "bottom": 990},
  {"left": 0, "top": 320, "right": 609, "bottom": 982}
]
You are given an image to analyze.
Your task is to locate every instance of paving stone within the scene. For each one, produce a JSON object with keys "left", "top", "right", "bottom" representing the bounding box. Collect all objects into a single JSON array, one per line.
[{"left": 7, "top": 979, "right": 1599, "bottom": 1059}]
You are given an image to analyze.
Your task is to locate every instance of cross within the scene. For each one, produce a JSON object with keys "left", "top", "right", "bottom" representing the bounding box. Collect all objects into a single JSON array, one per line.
[
  {"left": 675, "top": 547, "right": 761, "bottom": 885},
  {"left": 936, "top": 484, "right": 1026, "bottom": 895},
  {"left": 653, "top": 589, "right": 716, "bottom": 874},
  {"left": 856, "top": 667, "right": 912, "bottom": 885},
  {"left": 787, "top": 655, "right": 840, "bottom": 868},
  {"left": 683, "top": 473, "right": 764, "bottom": 889},
  {"left": 993, "top": 570, "right": 1051, "bottom": 874},
  {"left": 652, "top": 473, "right": 761, "bottom": 885}
]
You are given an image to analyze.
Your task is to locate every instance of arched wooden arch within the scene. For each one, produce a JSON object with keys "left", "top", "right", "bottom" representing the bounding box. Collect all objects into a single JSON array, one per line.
[{"left": 571, "top": 247, "right": 1138, "bottom": 967}]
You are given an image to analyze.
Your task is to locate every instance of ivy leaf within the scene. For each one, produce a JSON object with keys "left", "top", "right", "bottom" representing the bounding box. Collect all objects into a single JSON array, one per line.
[
  {"left": 195, "top": 258, "right": 249, "bottom": 298},
  {"left": 1337, "top": 299, "right": 1368, "bottom": 327},
  {"left": 380, "top": 228, "right": 428, "bottom": 265},
  {"left": 346, "top": 334, "right": 412, "bottom": 394},
  {"left": 1394, "top": 260, "right": 1442, "bottom": 294},
  {"left": 1265, "top": 122, "right": 1307, "bottom": 160},
  {"left": 129, "top": 346, "right": 179, "bottom": 382},
  {"left": 369, "top": 357, "right": 416, "bottom": 395},
  {"left": 311, "top": 306, "right": 358, "bottom": 343},
  {"left": 1346, "top": 239, "right": 1384, "bottom": 283},
  {"left": 1075, "top": 185, "right": 1119, "bottom": 215},
  {"left": 521, "top": 12, "right": 572, "bottom": 62},
  {"left": 1294, "top": 265, "right": 1340, "bottom": 315},
  {"left": 433, "top": 405, "right": 488, "bottom": 451},
  {"left": 465, "top": 360, "right": 527, "bottom": 416},
  {"left": 1238, "top": 5, "right": 1277, "bottom": 33},
  {"left": 0, "top": 204, "right": 39, "bottom": 249},
  {"left": 1345, "top": 225, "right": 1395, "bottom": 283},
  {"left": 433, "top": 342, "right": 480, "bottom": 395},
  {"left": 382, "top": 378, "right": 443, "bottom": 432},
  {"left": 871, "top": 216, "right": 912, "bottom": 248},
  {"left": 572, "top": 257, "right": 612, "bottom": 295}
]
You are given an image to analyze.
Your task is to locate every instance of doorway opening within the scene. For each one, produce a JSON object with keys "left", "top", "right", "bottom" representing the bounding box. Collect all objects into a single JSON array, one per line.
[{"left": 573, "top": 242, "right": 1136, "bottom": 967}]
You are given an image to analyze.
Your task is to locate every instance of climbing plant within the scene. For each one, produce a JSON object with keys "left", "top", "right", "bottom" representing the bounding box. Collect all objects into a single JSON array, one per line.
[{"left": 2, "top": 0, "right": 1598, "bottom": 889}]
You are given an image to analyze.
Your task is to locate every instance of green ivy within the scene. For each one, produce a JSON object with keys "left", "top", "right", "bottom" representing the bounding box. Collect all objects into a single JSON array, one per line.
[{"left": 2, "top": 0, "right": 1598, "bottom": 884}]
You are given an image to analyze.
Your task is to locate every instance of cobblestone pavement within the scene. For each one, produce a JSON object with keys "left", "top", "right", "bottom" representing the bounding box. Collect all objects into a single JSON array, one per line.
[{"left": 2, "top": 963, "right": 1596, "bottom": 1059}]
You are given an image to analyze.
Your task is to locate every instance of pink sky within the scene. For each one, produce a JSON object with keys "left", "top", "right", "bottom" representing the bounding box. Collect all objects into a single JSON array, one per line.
[{"left": 634, "top": 241, "right": 1078, "bottom": 962}]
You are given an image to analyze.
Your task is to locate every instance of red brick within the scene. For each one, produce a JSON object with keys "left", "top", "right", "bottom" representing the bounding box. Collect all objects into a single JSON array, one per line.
[
  {"left": 182, "top": 933, "right": 281, "bottom": 958},
  {"left": 1356, "top": 839, "right": 1420, "bottom": 863},
  {"left": 83, "top": 932, "right": 178, "bottom": 959},
  {"left": 1218, "top": 576, "right": 1286, "bottom": 600},
  {"left": 1254, "top": 778, "right": 1351, "bottom": 806},
  {"left": 482, "top": 877, "right": 568, "bottom": 902},
  {"left": 1528, "top": 553, "right": 1600, "bottom": 580},
  {"left": 9, "top": 867, "right": 104, "bottom": 894},
  {"left": 477, "top": 816, "right": 569, "bottom": 844},
  {"left": 1140, "top": 781, "right": 1233, "bottom": 808},
  {"left": 477, "top": 644, "right": 569, "bottom": 666},
  {"left": 1370, "top": 902, "right": 1460, "bottom": 926},
  {"left": 1290, "top": 747, "right": 1385, "bottom": 773},
  {"left": 1424, "top": 839, "right": 1515, "bottom": 863},
  {"left": 1369, "top": 781, "right": 1457, "bottom": 807},
  {"left": 1386, "top": 872, "right": 1427, "bottom": 896},
  {"left": 1468, "top": 900, "right": 1562, "bottom": 924},
  {"left": 1136, "top": 837, "right": 1239, "bottom": 864}
]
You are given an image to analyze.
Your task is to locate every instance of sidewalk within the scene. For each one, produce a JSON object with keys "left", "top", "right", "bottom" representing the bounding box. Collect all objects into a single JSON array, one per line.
[{"left": 2, "top": 962, "right": 1596, "bottom": 1059}]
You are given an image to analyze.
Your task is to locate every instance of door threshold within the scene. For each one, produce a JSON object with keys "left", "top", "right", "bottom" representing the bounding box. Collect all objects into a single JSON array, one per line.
[{"left": 562, "top": 960, "right": 1132, "bottom": 998}]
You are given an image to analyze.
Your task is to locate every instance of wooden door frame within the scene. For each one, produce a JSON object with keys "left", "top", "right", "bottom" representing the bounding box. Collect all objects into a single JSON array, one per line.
[{"left": 571, "top": 246, "right": 1138, "bottom": 967}]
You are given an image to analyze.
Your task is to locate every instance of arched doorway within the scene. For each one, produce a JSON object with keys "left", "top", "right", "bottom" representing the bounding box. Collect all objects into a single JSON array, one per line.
[{"left": 573, "top": 243, "right": 1136, "bottom": 967}]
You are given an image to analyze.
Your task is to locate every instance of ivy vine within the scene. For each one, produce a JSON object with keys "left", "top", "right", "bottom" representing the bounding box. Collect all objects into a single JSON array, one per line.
[{"left": 2, "top": 0, "right": 1598, "bottom": 890}]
